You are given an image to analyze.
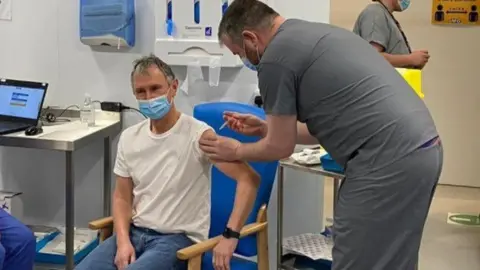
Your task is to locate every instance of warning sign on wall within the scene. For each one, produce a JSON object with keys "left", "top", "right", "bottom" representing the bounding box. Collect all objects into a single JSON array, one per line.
[{"left": 432, "top": 0, "right": 480, "bottom": 25}]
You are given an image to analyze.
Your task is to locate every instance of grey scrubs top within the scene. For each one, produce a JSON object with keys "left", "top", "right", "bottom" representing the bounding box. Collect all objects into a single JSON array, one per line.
[
  {"left": 258, "top": 19, "right": 438, "bottom": 177},
  {"left": 353, "top": 3, "right": 411, "bottom": 55}
]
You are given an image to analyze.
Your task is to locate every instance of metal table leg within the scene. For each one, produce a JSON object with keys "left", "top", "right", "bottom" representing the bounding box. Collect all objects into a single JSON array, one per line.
[
  {"left": 103, "top": 136, "right": 112, "bottom": 217},
  {"left": 65, "top": 151, "right": 75, "bottom": 270},
  {"left": 333, "top": 177, "right": 340, "bottom": 210},
  {"left": 277, "top": 166, "right": 285, "bottom": 270}
]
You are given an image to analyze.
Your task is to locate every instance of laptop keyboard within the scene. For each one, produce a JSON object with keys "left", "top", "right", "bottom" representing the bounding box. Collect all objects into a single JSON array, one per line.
[
  {"left": 0, "top": 122, "right": 25, "bottom": 128},
  {"left": 0, "top": 121, "right": 29, "bottom": 133}
]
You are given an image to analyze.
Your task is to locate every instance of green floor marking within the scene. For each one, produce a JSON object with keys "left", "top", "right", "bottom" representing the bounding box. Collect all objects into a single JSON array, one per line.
[{"left": 447, "top": 213, "right": 480, "bottom": 227}]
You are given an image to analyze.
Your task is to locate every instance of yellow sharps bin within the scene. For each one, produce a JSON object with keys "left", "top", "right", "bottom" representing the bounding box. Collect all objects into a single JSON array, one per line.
[{"left": 396, "top": 68, "right": 424, "bottom": 99}]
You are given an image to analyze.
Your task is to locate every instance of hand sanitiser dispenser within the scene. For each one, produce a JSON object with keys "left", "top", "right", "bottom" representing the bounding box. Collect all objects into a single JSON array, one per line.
[{"left": 80, "top": 0, "right": 136, "bottom": 48}]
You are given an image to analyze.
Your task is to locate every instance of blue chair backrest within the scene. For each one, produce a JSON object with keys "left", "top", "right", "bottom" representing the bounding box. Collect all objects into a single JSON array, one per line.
[{"left": 193, "top": 102, "right": 278, "bottom": 257}]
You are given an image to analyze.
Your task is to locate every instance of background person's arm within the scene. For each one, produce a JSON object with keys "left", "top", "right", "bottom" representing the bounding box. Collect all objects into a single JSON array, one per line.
[{"left": 371, "top": 42, "right": 413, "bottom": 68}]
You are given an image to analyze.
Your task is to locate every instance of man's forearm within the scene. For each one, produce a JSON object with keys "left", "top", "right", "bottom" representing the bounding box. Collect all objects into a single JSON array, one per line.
[
  {"left": 296, "top": 123, "right": 318, "bottom": 145},
  {"left": 113, "top": 193, "right": 132, "bottom": 245},
  {"left": 226, "top": 174, "right": 260, "bottom": 232},
  {"left": 260, "top": 122, "right": 317, "bottom": 145},
  {"left": 237, "top": 138, "right": 290, "bottom": 161},
  {"left": 381, "top": 53, "right": 413, "bottom": 68}
]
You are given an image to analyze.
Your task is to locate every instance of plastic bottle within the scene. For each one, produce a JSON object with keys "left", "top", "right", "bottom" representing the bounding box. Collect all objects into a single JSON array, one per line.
[{"left": 80, "top": 93, "right": 95, "bottom": 127}]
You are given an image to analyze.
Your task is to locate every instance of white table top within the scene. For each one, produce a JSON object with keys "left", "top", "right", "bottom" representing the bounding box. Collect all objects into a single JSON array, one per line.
[
  {"left": 279, "top": 158, "right": 345, "bottom": 179},
  {"left": 0, "top": 111, "right": 122, "bottom": 151}
]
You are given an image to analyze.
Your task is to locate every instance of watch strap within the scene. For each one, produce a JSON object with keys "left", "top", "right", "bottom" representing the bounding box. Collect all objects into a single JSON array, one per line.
[{"left": 222, "top": 227, "right": 240, "bottom": 239}]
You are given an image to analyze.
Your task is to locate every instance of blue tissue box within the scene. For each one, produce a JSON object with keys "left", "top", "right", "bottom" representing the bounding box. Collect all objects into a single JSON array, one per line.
[
  {"left": 80, "top": 0, "right": 136, "bottom": 48},
  {"left": 321, "top": 153, "right": 344, "bottom": 174}
]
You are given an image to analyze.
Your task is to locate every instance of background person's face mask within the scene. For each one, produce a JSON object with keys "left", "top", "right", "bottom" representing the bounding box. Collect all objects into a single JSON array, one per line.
[
  {"left": 138, "top": 93, "right": 172, "bottom": 120},
  {"left": 398, "top": 0, "right": 411, "bottom": 11}
]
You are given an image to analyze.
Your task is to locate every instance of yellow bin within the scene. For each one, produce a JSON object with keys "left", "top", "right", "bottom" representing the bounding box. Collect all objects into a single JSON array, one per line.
[{"left": 396, "top": 68, "right": 424, "bottom": 99}]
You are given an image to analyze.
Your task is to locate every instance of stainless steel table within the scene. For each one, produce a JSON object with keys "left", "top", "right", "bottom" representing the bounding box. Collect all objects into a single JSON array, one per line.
[
  {"left": 0, "top": 111, "right": 121, "bottom": 270},
  {"left": 276, "top": 158, "right": 345, "bottom": 270}
]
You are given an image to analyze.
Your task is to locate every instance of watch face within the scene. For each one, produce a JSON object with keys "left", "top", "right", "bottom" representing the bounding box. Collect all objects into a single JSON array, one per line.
[{"left": 223, "top": 228, "right": 240, "bottom": 239}]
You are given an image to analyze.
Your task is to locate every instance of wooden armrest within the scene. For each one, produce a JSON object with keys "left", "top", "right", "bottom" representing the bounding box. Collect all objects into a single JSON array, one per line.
[
  {"left": 89, "top": 216, "right": 114, "bottom": 230},
  {"left": 177, "top": 221, "right": 267, "bottom": 260}
]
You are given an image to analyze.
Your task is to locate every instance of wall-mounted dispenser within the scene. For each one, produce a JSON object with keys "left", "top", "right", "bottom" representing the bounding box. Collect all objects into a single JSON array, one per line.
[
  {"left": 80, "top": 0, "right": 136, "bottom": 48},
  {"left": 154, "top": 0, "right": 272, "bottom": 67}
]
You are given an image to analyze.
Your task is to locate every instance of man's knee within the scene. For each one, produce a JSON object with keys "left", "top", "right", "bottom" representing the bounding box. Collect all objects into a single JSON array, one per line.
[
  {"left": 18, "top": 225, "right": 36, "bottom": 250},
  {"left": 9, "top": 224, "right": 36, "bottom": 258},
  {"left": 75, "top": 236, "right": 118, "bottom": 270}
]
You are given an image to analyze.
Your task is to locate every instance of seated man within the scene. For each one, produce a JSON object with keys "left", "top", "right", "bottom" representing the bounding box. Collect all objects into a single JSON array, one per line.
[
  {"left": 0, "top": 208, "right": 36, "bottom": 270},
  {"left": 76, "top": 55, "right": 260, "bottom": 270}
]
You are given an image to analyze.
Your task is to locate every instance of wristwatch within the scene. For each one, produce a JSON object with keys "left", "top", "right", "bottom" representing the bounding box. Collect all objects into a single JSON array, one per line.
[{"left": 222, "top": 227, "right": 240, "bottom": 239}]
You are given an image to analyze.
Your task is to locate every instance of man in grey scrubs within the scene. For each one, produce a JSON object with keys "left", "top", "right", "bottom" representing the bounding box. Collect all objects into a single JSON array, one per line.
[
  {"left": 353, "top": 0, "right": 430, "bottom": 69},
  {"left": 199, "top": 0, "right": 443, "bottom": 269}
]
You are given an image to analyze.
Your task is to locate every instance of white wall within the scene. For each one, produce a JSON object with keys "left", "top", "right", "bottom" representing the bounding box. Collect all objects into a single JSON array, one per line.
[
  {"left": 0, "top": 0, "right": 330, "bottom": 268},
  {"left": 0, "top": 0, "right": 260, "bottom": 226},
  {"left": 330, "top": 0, "right": 480, "bottom": 188}
]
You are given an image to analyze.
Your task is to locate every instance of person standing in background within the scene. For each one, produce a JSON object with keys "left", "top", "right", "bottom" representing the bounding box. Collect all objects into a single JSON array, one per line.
[{"left": 353, "top": 0, "right": 430, "bottom": 69}]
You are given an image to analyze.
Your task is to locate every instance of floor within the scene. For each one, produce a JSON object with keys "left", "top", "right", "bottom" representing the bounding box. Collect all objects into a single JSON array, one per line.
[{"left": 323, "top": 181, "right": 480, "bottom": 270}]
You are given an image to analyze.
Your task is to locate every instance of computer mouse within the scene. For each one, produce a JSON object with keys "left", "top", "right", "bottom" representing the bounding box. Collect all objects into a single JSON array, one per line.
[{"left": 25, "top": 126, "right": 43, "bottom": 136}]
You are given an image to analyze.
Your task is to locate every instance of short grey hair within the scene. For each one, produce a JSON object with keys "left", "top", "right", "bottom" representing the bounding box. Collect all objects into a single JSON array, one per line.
[
  {"left": 218, "top": 0, "right": 279, "bottom": 44},
  {"left": 131, "top": 54, "right": 176, "bottom": 87}
]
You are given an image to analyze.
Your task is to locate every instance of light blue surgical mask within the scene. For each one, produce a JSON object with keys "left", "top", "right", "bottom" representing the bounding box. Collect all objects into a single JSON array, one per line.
[
  {"left": 242, "top": 41, "right": 261, "bottom": 72},
  {"left": 137, "top": 94, "right": 171, "bottom": 120},
  {"left": 241, "top": 57, "right": 258, "bottom": 71},
  {"left": 398, "top": 0, "right": 411, "bottom": 11}
]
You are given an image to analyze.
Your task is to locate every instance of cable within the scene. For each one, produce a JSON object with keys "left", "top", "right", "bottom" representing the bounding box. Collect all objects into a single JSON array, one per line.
[
  {"left": 122, "top": 106, "right": 147, "bottom": 118},
  {"left": 39, "top": 106, "right": 51, "bottom": 119},
  {"left": 57, "top": 105, "right": 80, "bottom": 118}
]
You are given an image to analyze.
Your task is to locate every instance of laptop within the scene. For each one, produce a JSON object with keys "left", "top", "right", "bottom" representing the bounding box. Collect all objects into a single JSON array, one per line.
[{"left": 0, "top": 78, "right": 48, "bottom": 135}]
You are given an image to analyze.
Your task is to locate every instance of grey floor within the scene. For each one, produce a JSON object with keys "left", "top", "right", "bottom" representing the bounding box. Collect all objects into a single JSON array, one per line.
[
  {"left": 35, "top": 182, "right": 480, "bottom": 270},
  {"left": 323, "top": 181, "right": 480, "bottom": 270}
]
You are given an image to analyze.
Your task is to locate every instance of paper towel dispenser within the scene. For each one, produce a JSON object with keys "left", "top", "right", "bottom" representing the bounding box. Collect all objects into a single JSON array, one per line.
[{"left": 80, "top": 0, "right": 136, "bottom": 48}]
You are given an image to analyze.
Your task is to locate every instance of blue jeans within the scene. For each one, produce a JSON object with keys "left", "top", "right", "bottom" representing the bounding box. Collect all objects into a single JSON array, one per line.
[
  {"left": 76, "top": 226, "right": 193, "bottom": 270},
  {"left": 0, "top": 208, "right": 36, "bottom": 270}
]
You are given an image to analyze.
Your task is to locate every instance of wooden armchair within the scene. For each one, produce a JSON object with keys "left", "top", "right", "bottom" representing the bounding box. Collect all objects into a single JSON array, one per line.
[
  {"left": 88, "top": 102, "right": 279, "bottom": 270},
  {"left": 88, "top": 204, "right": 268, "bottom": 270}
]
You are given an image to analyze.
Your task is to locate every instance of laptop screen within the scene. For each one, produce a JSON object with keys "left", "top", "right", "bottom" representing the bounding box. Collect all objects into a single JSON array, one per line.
[{"left": 0, "top": 84, "right": 46, "bottom": 120}]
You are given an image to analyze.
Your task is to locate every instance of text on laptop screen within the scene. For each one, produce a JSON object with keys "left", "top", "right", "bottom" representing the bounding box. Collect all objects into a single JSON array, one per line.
[{"left": 0, "top": 85, "right": 45, "bottom": 119}]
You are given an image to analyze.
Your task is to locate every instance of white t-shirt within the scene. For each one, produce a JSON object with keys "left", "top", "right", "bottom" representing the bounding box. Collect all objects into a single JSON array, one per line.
[{"left": 113, "top": 113, "right": 212, "bottom": 242}]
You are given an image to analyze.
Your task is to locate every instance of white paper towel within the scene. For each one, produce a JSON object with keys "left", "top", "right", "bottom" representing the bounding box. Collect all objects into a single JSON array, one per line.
[
  {"left": 180, "top": 60, "right": 204, "bottom": 95},
  {"left": 0, "top": 0, "right": 12, "bottom": 21},
  {"left": 209, "top": 57, "right": 221, "bottom": 87}
]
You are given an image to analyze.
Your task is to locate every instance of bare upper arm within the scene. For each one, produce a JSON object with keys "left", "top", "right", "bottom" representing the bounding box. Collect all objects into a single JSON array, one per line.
[
  {"left": 114, "top": 175, "right": 133, "bottom": 200},
  {"left": 370, "top": 41, "right": 385, "bottom": 52},
  {"left": 199, "top": 130, "right": 260, "bottom": 185}
]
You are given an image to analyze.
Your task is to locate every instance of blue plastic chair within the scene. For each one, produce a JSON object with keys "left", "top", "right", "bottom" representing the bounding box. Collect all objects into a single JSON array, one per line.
[{"left": 176, "top": 102, "right": 279, "bottom": 270}]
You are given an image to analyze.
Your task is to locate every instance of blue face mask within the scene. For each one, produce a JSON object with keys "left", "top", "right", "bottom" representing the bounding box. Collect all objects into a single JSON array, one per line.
[
  {"left": 399, "top": 0, "right": 411, "bottom": 11},
  {"left": 241, "top": 57, "right": 258, "bottom": 71},
  {"left": 138, "top": 94, "right": 171, "bottom": 120},
  {"left": 241, "top": 41, "right": 261, "bottom": 71}
]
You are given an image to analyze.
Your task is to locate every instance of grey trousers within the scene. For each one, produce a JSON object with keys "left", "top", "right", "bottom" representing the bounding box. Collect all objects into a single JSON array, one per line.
[{"left": 332, "top": 142, "right": 443, "bottom": 270}]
